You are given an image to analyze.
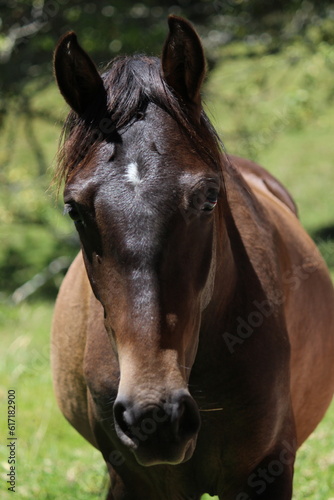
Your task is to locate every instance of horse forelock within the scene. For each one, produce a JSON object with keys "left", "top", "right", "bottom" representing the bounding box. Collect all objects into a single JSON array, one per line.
[{"left": 54, "top": 55, "right": 225, "bottom": 192}]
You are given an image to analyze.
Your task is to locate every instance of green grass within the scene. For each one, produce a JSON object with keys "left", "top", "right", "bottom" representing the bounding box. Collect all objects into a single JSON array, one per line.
[
  {"left": 0, "top": 302, "right": 107, "bottom": 499},
  {"left": 0, "top": 302, "right": 333, "bottom": 499},
  {"left": 206, "top": 40, "right": 334, "bottom": 236}
]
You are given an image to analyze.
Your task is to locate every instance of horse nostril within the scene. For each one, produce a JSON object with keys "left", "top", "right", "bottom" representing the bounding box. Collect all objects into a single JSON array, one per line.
[
  {"left": 113, "top": 399, "right": 133, "bottom": 439},
  {"left": 171, "top": 393, "right": 201, "bottom": 441}
]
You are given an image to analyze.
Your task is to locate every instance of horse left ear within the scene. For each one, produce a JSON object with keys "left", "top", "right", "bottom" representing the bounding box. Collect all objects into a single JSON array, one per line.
[
  {"left": 162, "top": 16, "right": 206, "bottom": 117},
  {"left": 54, "top": 32, "right": 104, "bottom": 115}
]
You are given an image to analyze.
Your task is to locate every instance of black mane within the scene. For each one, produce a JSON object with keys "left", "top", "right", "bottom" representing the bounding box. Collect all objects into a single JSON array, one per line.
[{"left": 55, "top": 55, "right": 223, "bottom": 188}]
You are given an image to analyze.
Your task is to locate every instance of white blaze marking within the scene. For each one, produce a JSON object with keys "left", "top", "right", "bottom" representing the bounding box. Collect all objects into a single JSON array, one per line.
[{"left": 126, "top": 162, "right": 141, "bottom": 186}]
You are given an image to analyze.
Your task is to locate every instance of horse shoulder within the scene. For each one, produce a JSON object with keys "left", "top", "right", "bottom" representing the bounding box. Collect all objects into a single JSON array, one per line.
[
  {"left": 51, "top": 251, "right": 98, "bottom": 446},
  {"left": 230, "top": 154, "right": 298, "bottom": 216},
  {"left": 238, "top": 161, "right": 334, "bottom": 446}
]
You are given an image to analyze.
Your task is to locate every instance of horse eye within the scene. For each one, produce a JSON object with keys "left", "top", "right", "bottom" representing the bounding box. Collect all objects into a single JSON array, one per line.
[
  {"left": 202, "top": 191, "right": 218, "bottom": 212},
  {"left": 63, "top": 203, "right": 82, "bottom": 224}
]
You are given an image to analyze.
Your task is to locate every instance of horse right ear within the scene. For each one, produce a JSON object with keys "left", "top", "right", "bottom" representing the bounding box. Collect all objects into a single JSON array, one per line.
[
  {"left": 54, "top": 32, "right": 104, "bottom": 115},
  {"left": 162, "top": 16, "right": 206, "bottom": 119}
]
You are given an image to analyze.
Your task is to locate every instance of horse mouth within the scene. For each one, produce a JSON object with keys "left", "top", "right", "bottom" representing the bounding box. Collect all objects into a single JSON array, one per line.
[{"left": 132, "top": 435, "right": 198, "bottom": 466}]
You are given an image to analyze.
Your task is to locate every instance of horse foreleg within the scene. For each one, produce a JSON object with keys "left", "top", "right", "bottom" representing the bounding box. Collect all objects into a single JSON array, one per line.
[{"left": 235, "top": 449, "right": 295, "bottom": 500}]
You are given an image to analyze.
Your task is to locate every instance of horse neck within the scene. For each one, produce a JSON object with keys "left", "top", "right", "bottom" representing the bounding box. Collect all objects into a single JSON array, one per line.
[
  {"left": 191, "top": 210, "right": 237, "bottom": 385},
  {"left": 202, "top": 208, "right": 237, "bottom": 325}
]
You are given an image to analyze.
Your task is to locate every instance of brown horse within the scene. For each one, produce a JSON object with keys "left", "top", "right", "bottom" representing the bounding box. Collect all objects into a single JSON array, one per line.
[{"left": 51, "top": 16, "right": 334, "bottom": 500}]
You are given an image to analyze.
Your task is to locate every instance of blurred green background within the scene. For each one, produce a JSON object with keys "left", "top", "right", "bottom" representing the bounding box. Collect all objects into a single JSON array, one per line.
[{"left": 1, "top": 1, "right": 334, "bottom": 498}]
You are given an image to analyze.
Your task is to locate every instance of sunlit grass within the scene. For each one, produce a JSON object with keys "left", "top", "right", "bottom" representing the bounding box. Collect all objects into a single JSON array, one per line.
[
  {"left": 206, "top": 41, "right": 334, "bottom": 234},
  {"left": 0, "top": 302, "right": 107, "bottom": 500}
]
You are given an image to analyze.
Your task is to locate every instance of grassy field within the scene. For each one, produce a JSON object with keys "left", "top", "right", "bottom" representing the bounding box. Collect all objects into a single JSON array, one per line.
[
  {"left": 0, "top": 302, "right": 107, "bottom": 500},
  {"left": 1, "top": 38, "right": 334, "bottom": 499}
]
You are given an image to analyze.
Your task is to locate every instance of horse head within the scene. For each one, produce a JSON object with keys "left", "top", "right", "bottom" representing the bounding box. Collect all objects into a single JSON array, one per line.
[{"left": 54, "top": 16, "right": 224, "bottom": 466}]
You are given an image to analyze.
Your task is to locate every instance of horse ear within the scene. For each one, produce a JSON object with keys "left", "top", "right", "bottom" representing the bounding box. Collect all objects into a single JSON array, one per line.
[
  {"left": 54, "top": 32, "right": 104, "bottom": 115},
  {"left": 162, "top": 16, "right": 206, "bottom": 114}
]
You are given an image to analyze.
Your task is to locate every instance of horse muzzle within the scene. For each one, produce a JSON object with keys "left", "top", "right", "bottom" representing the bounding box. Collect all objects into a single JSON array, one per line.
[{"left": 113, "top": 389, "right": 201, "bottom": 466}]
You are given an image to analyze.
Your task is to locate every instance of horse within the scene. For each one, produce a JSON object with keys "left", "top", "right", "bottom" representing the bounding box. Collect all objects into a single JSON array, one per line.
[{"left": 51, "top": 15, "right": 334, "bottom": 500}]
